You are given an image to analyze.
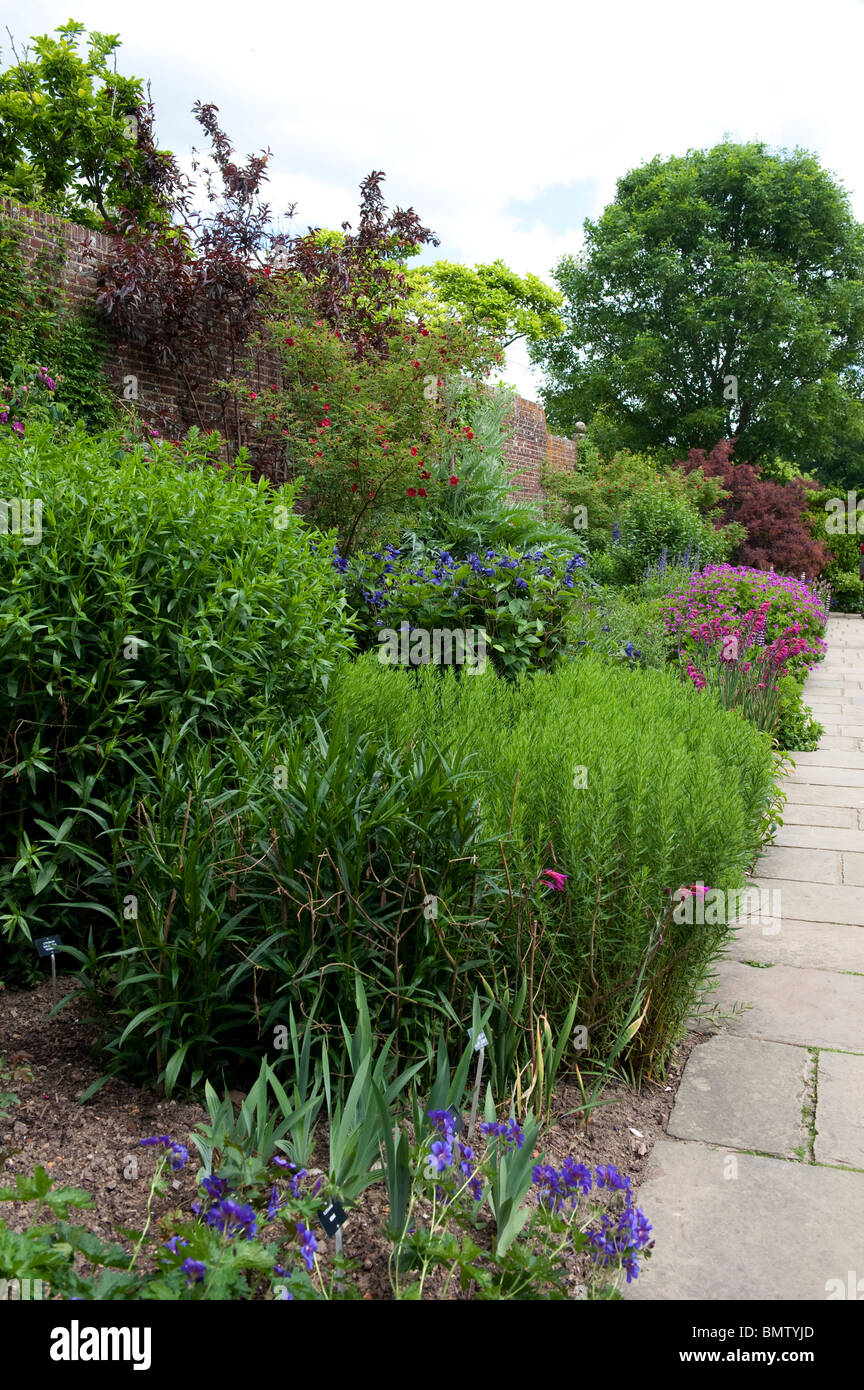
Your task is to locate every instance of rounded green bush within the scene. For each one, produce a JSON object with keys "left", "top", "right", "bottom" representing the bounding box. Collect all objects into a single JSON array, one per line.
[{"left": 0, "top": 423, "right": 352, "bottom": 970}]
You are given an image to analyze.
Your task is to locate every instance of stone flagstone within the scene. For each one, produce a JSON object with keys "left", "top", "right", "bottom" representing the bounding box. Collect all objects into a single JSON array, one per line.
[
  {"left": 710, "top": 959, "right": 864, "bottom": 1051},
  {"left": 749, "top": 876, "right": 864, "bottom": 925},
  {"left": 667, "top": 1035, "right": 808, "bottom": 1156},
  {"left": 814, "top": 1052, "right": 864, "bottom": 1169},
  {"left": 724, "top": 918, "right": 864, "bottom": 974},
  {"left": 624, "top": 1141, "right": 864, "bottom": 1301}
]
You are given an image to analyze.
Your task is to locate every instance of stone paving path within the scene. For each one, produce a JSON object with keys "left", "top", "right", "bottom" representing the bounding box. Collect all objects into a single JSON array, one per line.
[{"left": 626, "top": 614, "right": 864, "bottom": 1301}]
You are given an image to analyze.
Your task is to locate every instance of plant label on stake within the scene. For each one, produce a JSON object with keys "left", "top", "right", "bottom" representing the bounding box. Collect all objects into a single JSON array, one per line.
[
  {"left": 318, "top": 1200, "right": 348, "bottom": 1288},
  {"left": 34, "top": 936, "right": 62, "bottom": 1009},
  {"left": 318, "top": 1200, "right": 347, "bottom": 1238},
  {"left": 467, "top": 1028, "right": 488, "bottom": 1141}
]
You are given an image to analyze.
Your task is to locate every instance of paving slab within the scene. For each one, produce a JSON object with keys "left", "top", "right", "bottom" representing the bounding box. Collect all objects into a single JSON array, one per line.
[
  {"left": 791, "top": 749, "right": 864, "bottom": 768},
  {"left": 840, "top": 851, "right": 864, "bottom": 886},
  {"left": 724, "top": 918, "right": 864, "bottom": 974},
  {"left": 785, "top": 764, "right": 864, "bottom": 787},
  {"left": 710, "top": 959, "right": 864, "bottom": 1051},
  {"left": 749, "top": 876, "right": 864, "bottom": 925},
  {"left": 667, "top": 1035, "right": 808, "bottom": 1156},
  {"left": 756, "top": 846, "right": 842, "bottom": 883},
  {"left": 781, "top": 803, "right": 856, "bottom": 828},
  {"left": 624, "top": 1140, "right": 864, "bottom": 1300},
  {"left": 815, "top": 1051, "right": 864, "bottom": 1169},
  {"left": 773, "top": 823, "right": 864, "bottom": 853},
  {"left": 783, "top": 782, "right": 864, "bottom": 808}
]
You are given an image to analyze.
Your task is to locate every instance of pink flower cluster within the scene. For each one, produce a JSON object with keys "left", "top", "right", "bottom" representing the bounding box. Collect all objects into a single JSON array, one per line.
[
  {"left": 661, "top": 565, "right": 827, "bottom": 682},
  {"left": 686, "top": 662, "right": 706, "bottom": 691}
]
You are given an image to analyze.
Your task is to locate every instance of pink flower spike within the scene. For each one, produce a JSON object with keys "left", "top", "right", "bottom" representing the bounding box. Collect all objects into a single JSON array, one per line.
[{"left": 540, "top": 870, "right": 569, "bottom": 891}]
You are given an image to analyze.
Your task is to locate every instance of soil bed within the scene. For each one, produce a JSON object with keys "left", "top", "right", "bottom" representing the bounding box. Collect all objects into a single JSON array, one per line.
[{"left": 0, "top": 975, "right": 705, "bottom": 1299}]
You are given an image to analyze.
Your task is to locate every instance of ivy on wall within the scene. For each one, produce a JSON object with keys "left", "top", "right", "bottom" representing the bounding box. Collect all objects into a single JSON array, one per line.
[{"left": 0, "top": 211, "right": 116, "bottom": 432}]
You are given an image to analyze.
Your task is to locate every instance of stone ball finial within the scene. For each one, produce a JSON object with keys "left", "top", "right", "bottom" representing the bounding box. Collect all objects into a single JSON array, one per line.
[{"left": 573, "top": 421, "right": 587, "bottom": 441}]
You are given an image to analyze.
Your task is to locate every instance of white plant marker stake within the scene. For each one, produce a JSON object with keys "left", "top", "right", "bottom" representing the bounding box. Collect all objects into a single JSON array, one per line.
[{"left": 467, "top": 1029, "right": 488, "bottom": 1141}]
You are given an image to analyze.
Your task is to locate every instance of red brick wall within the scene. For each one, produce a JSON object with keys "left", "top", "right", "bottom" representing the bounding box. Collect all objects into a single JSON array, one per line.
[
  {"left": 503, "top": 395, "right": 576, "bottom": 504},
  {"left": 2, "top": 197, "right": 282, "bottom": 464},
  {"left": 3, "top": 198, "right": 575, "bottom": 494}
]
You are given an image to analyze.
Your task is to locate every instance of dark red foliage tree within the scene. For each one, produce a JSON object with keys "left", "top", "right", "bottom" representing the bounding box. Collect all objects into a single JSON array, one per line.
[
  {"left": 281, "top": 170, "right": 438, "bottom": 359},
  {"left": 675, "top": 440, "right": 829, "bottom": 578},
  {"left": 91, "top": 103, "right": 277, "bottom": 445}
]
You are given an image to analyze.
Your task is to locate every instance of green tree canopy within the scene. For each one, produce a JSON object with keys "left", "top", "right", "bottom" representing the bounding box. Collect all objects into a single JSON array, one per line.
[
  {"left": 407, "top": 258, "right": 565, "bottom": 353},
  {"left": 530, "top": 142, "right": 864, "bottom": 475},
  {"left": 0, "top": 19, "right": 176, "bottom": 228}
]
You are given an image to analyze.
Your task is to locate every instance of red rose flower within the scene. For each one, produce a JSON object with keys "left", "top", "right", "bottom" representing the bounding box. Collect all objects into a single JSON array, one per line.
[
  {"left": 449, "top": 475, "right": 459, "bottom": 486},
  {"left": 410, "top": 446, "right": 418, "bottom": 456},
  {"left": 417, "top": 487, "right": 427, "bottom": 497},
  {"left": 406, "top": 487, "right": 417, "bottom": 497},
  {"left": 249, "top": 392, "right": 258, "bottom": 400},
  {"left": 284, "top": 336, "right": 294, "bottom": 345}
]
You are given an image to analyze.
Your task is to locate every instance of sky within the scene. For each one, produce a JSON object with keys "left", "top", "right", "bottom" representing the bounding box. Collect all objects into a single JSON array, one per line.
[{"left": 4, "top": 0, "right": 864, "bottom": 400}]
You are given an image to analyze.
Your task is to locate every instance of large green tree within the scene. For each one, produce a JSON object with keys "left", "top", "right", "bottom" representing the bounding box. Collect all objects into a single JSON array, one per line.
[
  {"left": 531, "top": 142, "right": 864, "bottom": 476},
  {"left": 0, "top": 19, "right": 176, "bottom": 228},
  {"left": 407, "top": 259, "right": 564, "bottom": 364}
]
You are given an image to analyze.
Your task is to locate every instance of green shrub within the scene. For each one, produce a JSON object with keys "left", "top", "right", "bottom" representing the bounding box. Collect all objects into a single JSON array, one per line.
[
  {"left": 826, "top": 569, "right": 862, "bottom": 613},
  {"left": 326, "top": 655, "right": 778, "bottom": 1077},
  {"left": 580, "top": 591, "right": 672, "bottom": 669},
  {"left": 544, "top": 445, "right": 739, "bottom": 579},
  {"left": 0, "top": 423, "right": 352, "bottom": 979},
  {"left": 775, "top": 676, "right": 824, "bottom": 752},
  {"left": 611, "top": 484, "right": 733, "bottom": 583}
]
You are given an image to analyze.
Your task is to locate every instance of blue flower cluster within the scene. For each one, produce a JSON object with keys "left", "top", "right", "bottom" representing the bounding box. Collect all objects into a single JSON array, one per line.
[
  {"left": 180, "top": 1258, "right": 206, "bottom": 1286},
  {"left": 140, "top": 1134, "right": 188, "bottom": 1172},
  {"left": 426, "top": 1110, "right": 483, "bottom": 1201},
  {"left": 332, "top": 543, "right": 588, "bottom": 613},
  {"left": 531, "top": 1160, "right": 652, "bottom": 1284},
  {"left": 479, "top": 1118, "right": 525, "bottom": 1150},
  {"left": 204, "top": 1196, "right": 258, "bottom": 1240},
  {"left": 296, "top": 1221, "right": 318, "bottom": 1272},
  {"left": 271, "top": 1155, "right": 323, "bottom": 1199},
  {"left": 588, "top": 1205, "right": 653, "bottom": 1283}
]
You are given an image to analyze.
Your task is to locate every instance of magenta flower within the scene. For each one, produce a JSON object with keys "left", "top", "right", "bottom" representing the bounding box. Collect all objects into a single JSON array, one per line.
[{"left": 540, "top": 870, "right": 569, "bottom": 891}]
